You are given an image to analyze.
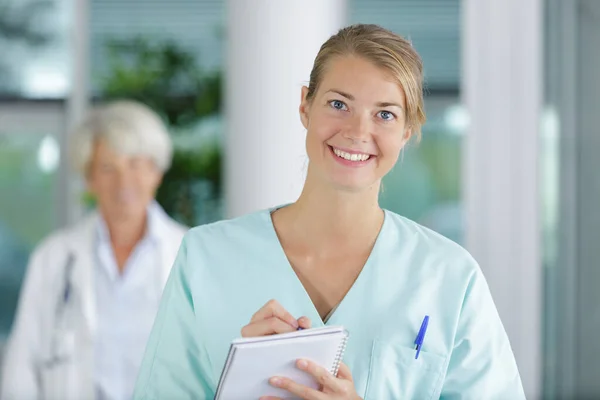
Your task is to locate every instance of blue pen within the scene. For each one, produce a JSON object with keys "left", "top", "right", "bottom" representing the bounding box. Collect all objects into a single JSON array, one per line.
[{"left": 414, "top": 315, "right": 429, "bottom": 359}]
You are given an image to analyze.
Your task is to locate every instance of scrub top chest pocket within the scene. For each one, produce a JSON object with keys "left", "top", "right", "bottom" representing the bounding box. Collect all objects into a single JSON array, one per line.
[{"left": 365, "top": 338, "right": 447, "bottom": 399}]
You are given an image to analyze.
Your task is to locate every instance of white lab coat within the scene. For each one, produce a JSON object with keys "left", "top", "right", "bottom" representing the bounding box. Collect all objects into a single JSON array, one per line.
[{"left": 0, "top": 208, "right": 187, "bottom": 400}]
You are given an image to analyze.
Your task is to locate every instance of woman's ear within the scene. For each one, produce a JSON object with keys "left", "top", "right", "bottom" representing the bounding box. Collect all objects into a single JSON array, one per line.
[
  {"left": 402, "top": 128, "right": 413, "bottom": 145},
  {"left": 299, "top": 86, "right": 310, "bottom": 129}
]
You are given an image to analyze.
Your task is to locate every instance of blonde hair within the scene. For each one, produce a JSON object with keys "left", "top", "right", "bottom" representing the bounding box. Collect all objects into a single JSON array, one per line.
[
  {"left": 306, "top": 24, "right": 426, "bottom": 141},
  {"left": 70, "top": 100, "right": 173, "bottom": 174}
]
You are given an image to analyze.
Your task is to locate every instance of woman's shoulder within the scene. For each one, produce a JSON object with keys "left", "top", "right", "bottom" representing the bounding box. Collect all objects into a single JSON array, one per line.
[
  {"left": 183, "top": 208, "right": 273, "bottom": 249},
  {"left": 175, "top": 208, "right": 277, "bottom": 282},
  {"left": 383, "top": 209, "right": 479, "bottom": 274},
  {"left": 21, "top": 213, "right": 97, "bottom": 284},
  {"left": 34, "top": 212, "right": 96, "bottom": 254},
  {"left": 381, "top": 211, "right": 488, "bottom": 319}
]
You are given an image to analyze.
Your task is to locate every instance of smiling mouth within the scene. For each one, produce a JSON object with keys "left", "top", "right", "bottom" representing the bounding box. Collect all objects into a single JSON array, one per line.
[{"left": 329, "top": 146, "right": 373, "bottom": 162}]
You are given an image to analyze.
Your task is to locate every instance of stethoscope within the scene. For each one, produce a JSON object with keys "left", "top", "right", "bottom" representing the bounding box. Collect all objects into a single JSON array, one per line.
[
  {"left": 58, "top": 253, "right": 75, "bottom": 313},
  {"left": 41, "top": 253, "right": 76, "bottom": 368}
]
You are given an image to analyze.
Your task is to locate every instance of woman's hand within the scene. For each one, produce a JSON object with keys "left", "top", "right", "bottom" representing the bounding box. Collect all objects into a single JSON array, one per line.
[
  {"left": 260, "top": 361, "right": 361, "bottom": 400},
  {"left": 241, "top": 299, "right": 311, "bottom": 337}
]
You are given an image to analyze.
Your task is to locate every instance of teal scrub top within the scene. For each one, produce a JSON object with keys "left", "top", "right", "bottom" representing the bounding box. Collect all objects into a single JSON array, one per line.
[{"left": 133, "top": 208, "right": 525, "bottom": 399}]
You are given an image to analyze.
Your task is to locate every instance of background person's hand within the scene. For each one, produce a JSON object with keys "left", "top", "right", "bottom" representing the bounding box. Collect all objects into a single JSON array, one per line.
[
  {"left": 260, "top": 361, "right": 361, "bottom": 400},
  {"left": 240, "top": 299, "right": 311, "bottom": 337}
]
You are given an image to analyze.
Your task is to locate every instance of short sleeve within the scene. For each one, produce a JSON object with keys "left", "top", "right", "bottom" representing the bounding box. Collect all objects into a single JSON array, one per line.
[
  {"left": 440, "top": 264, "right": 526, "bottom": 399},
  {"left": 133, "top": 234, "right": 215, "bottom": 399}
]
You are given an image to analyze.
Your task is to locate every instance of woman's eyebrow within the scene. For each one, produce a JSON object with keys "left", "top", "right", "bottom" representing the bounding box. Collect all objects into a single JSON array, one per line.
[
  {"left": 326, "top": 89, "right": 403, "bottom": 109},
  {"left": 326, "top": 89, "right": 354, "bottom": 100},
  {"left": 376, "top": 101, "right": 403, "bottom": 109}
]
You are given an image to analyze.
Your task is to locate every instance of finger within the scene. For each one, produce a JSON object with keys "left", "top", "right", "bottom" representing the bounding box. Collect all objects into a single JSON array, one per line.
[
  {"left": 296, "top": 359, "right": 345, "bottom": 393},
  {"left": 297, "top": 316, "right": 312, "bottom": 329},
  {"left": 251, "top": 299, "right": 298, "bottom": 328},
  {"left": 336, "top": 362, "right": 354, "bottom": 382},
  {"left": 241, "top": 317, "right": 298, "bottom": 337},
  {"left": 269, "top": 376, "right": 324, "bottom": 400}
]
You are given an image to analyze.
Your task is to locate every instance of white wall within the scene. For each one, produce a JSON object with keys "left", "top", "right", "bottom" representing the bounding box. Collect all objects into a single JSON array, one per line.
[
  {"left": 462, "top": 0, "right": 542, "bottom": 397},
  {"left": 224, "top": 0, "right": 347, "bottom": 217}
]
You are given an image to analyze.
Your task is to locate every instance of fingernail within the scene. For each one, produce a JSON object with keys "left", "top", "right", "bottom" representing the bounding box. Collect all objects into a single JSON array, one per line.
[
  {"left": 292, "top": 319, "right": 299, "bottom": 328},
  {"left": 299, "top": 316, "right": 311, "bottom": 328},
  {"left": 270, "top": 377, "right": 282, "bottom": 386},
  {"left": 297, "top": 359, "right": 308, "bottom": 369}
]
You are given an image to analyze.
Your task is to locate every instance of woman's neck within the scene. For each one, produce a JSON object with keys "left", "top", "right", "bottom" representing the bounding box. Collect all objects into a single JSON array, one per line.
[
  {"left": 102, "top": 209, "right": 148, "bottom": 270},
  {"left": 276, "top": 172, "right": 384, "bottom": 255}
]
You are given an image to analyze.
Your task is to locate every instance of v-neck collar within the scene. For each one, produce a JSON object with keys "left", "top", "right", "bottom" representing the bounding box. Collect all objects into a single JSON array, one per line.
[{"left": 263, "top": 205, "right": 389, "bottom": 327}]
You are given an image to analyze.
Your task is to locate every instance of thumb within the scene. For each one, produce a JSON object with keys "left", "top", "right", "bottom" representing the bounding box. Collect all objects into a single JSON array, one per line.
[{"left": 336, "top": 362, "right": 353, "bottom": 382}]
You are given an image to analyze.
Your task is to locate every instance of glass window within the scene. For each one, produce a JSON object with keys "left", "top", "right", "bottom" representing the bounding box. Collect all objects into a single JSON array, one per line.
[
  {"left": 543, "top": 0, "right": 600, "bottom": 397},
  {"left": 0, "top": 132, "right": 60, "bottom": 340},
  {"left": 379, "top": 97, "right": 465, "bottom": 244},
  {"left": 349, "top": 0, "right": 464, "bottom": 243},
  {"left": 0, "top": 0, "right": 71, "bottom": 98}
]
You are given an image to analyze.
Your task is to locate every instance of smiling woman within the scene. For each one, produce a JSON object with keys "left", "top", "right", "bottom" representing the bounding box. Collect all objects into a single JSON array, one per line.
[
  {"left": 133, "top": 24, "right": 525, "bottom": 400},
  {"left": 300, "top": 53, "right": 414, "bottom": 192}
]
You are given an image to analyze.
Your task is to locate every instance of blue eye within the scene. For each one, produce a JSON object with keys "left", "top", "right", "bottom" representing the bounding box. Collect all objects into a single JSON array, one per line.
[
  {"left": 378, "top": 111, "right": 395, "bottom": 121},
  {"left": 329, "top": 100, "right": 347, "bottom": 111}
]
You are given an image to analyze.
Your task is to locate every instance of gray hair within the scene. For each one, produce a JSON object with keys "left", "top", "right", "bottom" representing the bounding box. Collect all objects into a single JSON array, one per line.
[{"left": 70, "top": 100, "right": 173, "bottom": 174}]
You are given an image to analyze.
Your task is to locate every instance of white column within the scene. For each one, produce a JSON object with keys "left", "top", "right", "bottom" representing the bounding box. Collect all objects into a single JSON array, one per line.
[
  {"left": 60, "top": 0, "right": 90, "bottom": 227},
  {"left": 225, "top": 0, "right": 346, "bottom": 218},
  {"left": 462, "top": 0, "right": 542, "bottom": 398}
]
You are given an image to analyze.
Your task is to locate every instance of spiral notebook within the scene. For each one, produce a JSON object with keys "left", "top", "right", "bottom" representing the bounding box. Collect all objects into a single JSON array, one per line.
[{"left": 214, "top": 325, "right": 349, "bottom": 400}]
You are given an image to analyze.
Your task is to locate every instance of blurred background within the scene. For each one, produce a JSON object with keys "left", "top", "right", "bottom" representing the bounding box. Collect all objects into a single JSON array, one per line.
[{"left": 0, "top": 0, "right": 597, "bottom": 398}]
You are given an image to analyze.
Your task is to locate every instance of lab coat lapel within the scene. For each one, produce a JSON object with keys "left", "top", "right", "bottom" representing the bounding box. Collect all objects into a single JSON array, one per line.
[
  {"left": 158, "top": 239, "right": 177, "bottom": 289},
  {"left": 152, "top": 206, "right": 185, "bottom": 290},
  {"left": 61, "top": 212, "right": 98, "bottom": 400},
  {"left": 68, "top": 212, "right": 98, "bottom": 339}
]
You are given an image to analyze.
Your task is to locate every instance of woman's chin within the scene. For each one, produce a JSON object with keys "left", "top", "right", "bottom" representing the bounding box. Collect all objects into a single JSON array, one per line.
[{"left": 102, "top": 203, "right": 146, "bottom": 221}]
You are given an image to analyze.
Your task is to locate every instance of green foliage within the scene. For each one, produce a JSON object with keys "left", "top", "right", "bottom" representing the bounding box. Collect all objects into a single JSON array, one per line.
[
  {"left": 155, "top": 142, "right": 222, "bottom": 225},
  {"left": 81, "top": 190, "right": 97, "bottom": 210},
  {"left": 417, "top": 133, "right": 461, "bottom": 202},
  {"left": 98, "top": 36, "right": 223, "bottom": 226},
  {"left": 379, "top": 132, "right": 461, "bottom": 222},
  {"left": 101, "top": 37, "right": 221, "bottom": 128}
]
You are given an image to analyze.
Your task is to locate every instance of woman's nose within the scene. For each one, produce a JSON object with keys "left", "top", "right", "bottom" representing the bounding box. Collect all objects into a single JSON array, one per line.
[
  {"left": 112, "top": 167, "right": 134, "bottom": 187},
  {"left": 342, "top": 114, "right": 371, "bottom": 143}
]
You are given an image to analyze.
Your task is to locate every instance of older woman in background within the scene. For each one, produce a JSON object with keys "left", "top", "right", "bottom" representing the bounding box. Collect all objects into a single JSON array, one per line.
[{"left": 0, "top": 100, "right": 187, "bottom": 400}]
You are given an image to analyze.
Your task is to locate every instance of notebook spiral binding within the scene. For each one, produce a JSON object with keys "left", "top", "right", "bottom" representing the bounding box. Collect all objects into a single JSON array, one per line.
[{"left": 330, "top": 330, "right": 349, "bottom": 377}]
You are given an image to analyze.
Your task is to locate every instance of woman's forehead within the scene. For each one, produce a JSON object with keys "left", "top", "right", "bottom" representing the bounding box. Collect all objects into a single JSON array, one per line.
[{"left": 317, "top": 56, "right": 406, "bottom": 103}]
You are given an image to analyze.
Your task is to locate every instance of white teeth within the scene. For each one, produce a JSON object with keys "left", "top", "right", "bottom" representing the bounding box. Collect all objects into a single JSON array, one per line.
[{"left": 332, "top": 147, "right": 370, "bottom": 162}]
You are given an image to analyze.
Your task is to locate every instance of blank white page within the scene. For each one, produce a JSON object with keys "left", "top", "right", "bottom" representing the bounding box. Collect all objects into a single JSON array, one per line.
[{"left": 215, "top": 326, "right": 348, "bottom": 400}]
